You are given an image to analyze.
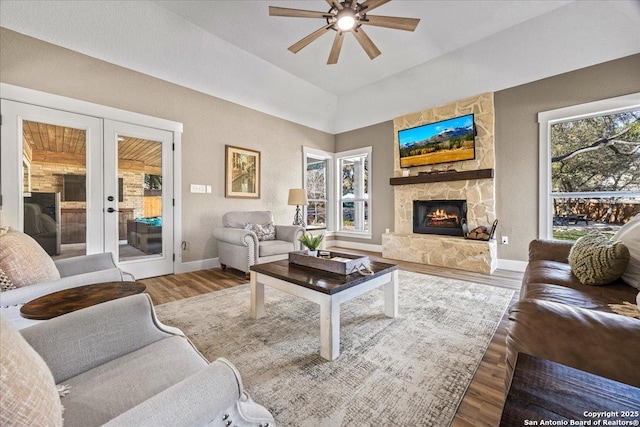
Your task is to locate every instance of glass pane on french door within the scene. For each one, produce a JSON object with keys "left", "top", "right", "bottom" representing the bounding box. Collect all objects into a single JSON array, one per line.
[
  {"left": 118, "top": 136, "right": 163, "bottom": 261},
  {"left": 22, "top": 120, "right": 87, "bottom": 258}
]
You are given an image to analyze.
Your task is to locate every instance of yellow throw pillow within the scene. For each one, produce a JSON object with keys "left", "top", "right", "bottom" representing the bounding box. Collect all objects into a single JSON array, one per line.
[
  {"left": 569, "top": 230, "right": 630, "bottom": 286},
  {"left": 0, "top": 316, "right": 63, "bottom": 426},
  {"left": 0, "top": 229, "right": 60, "bottom": 287}
]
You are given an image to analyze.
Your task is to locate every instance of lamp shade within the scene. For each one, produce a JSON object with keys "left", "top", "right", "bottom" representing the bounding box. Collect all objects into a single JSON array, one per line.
[{"left": 288, "top": 188, "right": 308, "bottom": 206}]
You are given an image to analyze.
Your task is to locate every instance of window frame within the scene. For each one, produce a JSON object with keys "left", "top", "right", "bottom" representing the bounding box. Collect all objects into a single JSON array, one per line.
[
  {"left": 537, "top": 92, "right": 640, "bottom": 239},
  {"left": 335, "top": 146, "right": 372, "bottom": 239},
  {"left": 303, "top": 146, "right": 334, "bottom": 231}
]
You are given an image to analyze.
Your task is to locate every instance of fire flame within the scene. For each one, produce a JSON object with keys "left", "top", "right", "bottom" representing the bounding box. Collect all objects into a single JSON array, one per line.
[{"left": 427, "top": 209, "right": 460, "bottom": 224}]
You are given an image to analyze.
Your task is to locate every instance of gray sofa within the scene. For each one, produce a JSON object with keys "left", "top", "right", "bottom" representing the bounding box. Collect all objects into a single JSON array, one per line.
[
  {"left": 0, "top": 294, "right": 275, "bottom": 426},
  {"left": 215, "top": 211, "right": 304, "bottom": 278},
  {"left": 1, "top": 253, "right": 132, "bottom": 329}
]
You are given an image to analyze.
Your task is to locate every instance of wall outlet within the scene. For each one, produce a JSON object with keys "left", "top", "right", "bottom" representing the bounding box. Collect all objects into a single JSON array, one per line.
[{"left": 501, "top": 236, "right": 509, "bottom": 245}]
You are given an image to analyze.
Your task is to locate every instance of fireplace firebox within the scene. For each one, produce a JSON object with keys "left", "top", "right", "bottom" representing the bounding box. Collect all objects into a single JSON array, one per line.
[{"left": 413, "top": 200, "right": 467, "bottom": 236}]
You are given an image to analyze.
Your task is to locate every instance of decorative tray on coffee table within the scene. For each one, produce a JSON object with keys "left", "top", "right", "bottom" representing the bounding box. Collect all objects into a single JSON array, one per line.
[{"left": 288, "top": 250, "right": 370, "bottom": 275}]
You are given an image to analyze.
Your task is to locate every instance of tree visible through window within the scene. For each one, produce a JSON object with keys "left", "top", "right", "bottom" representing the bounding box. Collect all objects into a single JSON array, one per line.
[
  {"left": 339, "top": 152, "right": 369, "bottom": 233},
  {"left": 550, "top": 109, "right": 640, "bottom": 240},
  {"left": 305, "top": 158, "right": 327, "bottom": 228}
]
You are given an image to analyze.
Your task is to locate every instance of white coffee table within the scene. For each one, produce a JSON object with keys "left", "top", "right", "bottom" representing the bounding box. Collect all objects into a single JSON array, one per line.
[{"left": 249, "top": 258, "right": 399, "bottom": 361}]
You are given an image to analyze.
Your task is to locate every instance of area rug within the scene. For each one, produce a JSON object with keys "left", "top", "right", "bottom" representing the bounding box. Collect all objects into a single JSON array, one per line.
[{"left": 155, "top": 271, "right": 514, "bottom": 427}]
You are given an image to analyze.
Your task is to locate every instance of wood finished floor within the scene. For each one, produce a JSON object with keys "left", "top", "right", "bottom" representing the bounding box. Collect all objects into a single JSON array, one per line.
[{"left": 140, "top": 248, "right": 523, "bottom": 427}]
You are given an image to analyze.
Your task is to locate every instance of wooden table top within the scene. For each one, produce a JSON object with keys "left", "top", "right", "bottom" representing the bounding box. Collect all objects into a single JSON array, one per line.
[
  {"left": 500, "top": 353, "right": 640, "bottom": 426},
  {"left": 20, "top": 281, "right": 146, "bottom": 320},
  {"left": 250, "top": 258, "right": 398, "bottom": 295}
]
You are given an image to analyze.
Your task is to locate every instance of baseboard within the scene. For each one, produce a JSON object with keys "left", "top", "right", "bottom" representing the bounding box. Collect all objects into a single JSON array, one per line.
[
  {"left": 329, "top": 240, "right": 383, "bottom": 253},
  {"left": 497, "top": 259, "right": 528, "bottom": 272},
  {"left": 175, "top": 257, "right": 220, "bottom": 274}
]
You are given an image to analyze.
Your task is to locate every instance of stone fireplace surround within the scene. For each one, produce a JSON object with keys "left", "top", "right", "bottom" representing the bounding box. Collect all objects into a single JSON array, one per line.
[{"left": 382, "top": 93, "right": 498, "bottom": 274}]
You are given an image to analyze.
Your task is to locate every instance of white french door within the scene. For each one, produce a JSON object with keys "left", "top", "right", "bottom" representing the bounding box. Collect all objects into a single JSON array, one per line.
[
  {"left": 104, "top": 120, "right": 174, "bottom": 278},
  {"left": 0, "top": 100, "right": 174, "bottom": 278}
]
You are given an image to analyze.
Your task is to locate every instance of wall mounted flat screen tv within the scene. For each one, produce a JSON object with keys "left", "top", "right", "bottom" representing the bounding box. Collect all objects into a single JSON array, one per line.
[{"left": 398, "top": 114, "right": 476, "bottom": 168}]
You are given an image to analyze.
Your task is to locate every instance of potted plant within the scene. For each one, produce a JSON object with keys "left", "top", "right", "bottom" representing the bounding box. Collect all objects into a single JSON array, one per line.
[{"left": 299, "top": 232, "right": 324, "bottom": 256}]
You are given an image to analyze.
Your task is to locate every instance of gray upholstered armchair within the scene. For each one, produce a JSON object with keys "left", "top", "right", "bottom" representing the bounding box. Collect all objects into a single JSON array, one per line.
[
  {"left": 0, "top": 294, "right": 275, "bottom": 426},
  {"left": 0, "top": 228, "right": 134, "bottom": 329},
  {"left": 215, "top": 211, "right": 304, "bottom": 278},
  {"left": 23, "top": 202, "right": 61, "bottom": 256}
]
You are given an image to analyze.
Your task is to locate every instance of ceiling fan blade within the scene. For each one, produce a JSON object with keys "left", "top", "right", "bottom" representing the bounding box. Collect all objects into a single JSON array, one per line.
[
  {"left": 325, "top": 0, "right": 343, "bottom": 10},
  {"left": 359, "top": 0, "right": 391, "bottom": 13},
  {"left": 352, "top": 27, "right": 381, "bottom": 60},
  {"left": 288, "top": 25, "right": 333, "bottom": 53},
  {"left": 327, "top": 31, "right": 345, "bottom": 64},
  {"left": 362, "top": 15, "right": 420, "bottom": 31},
  {"left": 269, "top": 6, "right": 330, "bottom": 19}
]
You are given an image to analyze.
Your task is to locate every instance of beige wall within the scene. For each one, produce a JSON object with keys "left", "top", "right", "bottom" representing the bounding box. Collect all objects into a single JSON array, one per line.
[
  {"left": 335, "top": 121, "right": 395, "bottom": 246},
  {"left": 494, "top": 53, "right": 640, "bottom": 261},
  {"left": 0, "top": 28, "right": 335, "bottom": 262}
]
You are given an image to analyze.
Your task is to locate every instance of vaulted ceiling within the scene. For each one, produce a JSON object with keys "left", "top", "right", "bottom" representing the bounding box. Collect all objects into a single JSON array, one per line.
[
  {"left": 1, "top": 1, "right": 639, "bottom": 133},
  {"left": 155, "top": 0, "right": 572, "bottom": 95}
]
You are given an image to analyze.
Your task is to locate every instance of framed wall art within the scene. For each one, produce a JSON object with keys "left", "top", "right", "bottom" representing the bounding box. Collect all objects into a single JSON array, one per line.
[{"left": 225, "top": 145, "right": 261, "bottom": 198}]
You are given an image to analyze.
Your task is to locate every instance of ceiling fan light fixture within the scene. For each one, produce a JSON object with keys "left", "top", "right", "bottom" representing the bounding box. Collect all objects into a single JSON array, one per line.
[
  {"left": 336, "top": 9, "right": 356, "bottom": 31},
  {"left": 270, "top": 0, "right": 420, "bottom": 64}
]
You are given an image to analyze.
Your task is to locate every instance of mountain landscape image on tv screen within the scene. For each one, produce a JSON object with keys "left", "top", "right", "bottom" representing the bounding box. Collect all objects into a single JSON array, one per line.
[{"left": 398, "top": 114, "right": 475, "bottom": 167}]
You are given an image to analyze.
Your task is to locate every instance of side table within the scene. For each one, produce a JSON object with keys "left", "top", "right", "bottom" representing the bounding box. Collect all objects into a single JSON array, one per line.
[
  {"left": 500, "top": 353, "right": 640, "bottom": 426},
  {"left": 20, "top": 281, "right": 146, "bottom": 320}
]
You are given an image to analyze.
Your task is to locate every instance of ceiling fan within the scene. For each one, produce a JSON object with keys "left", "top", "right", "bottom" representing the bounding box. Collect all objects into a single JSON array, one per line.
[{"left": 269, "top": 0, "right": 420, "bottom": 64}]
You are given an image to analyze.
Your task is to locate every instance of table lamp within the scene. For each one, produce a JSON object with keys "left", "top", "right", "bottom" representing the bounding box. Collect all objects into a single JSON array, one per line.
[{"left": 288, "top": 188, "right": 308, "bottom": 228}]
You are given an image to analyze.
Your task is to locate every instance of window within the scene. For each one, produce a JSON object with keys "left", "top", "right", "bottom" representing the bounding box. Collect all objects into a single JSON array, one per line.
[
  {"left": 337, "top": 147, "right": 371, "bottom": 237},
  {"left": 302, "top": 146, "right": 372, "bottom": 238},
  {"left": 539, "top": 93, "right": 640, "bottom": 240},
  {"left": 303, "top": 147, "right": 332, "bottom": 230},
  {"left": 306, "top": 157, "right": 327, "bottom": 228}
]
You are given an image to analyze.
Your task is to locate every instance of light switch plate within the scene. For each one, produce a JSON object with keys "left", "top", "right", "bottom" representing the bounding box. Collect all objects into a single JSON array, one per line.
[{"left": 190, "top": 184, "right": 206, "bottom": 193}]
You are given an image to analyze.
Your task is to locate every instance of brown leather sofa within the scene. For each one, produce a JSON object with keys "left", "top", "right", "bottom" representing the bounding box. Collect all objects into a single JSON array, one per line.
[{"left": 506, "top": 239, "right": 640, "bottom": 388}]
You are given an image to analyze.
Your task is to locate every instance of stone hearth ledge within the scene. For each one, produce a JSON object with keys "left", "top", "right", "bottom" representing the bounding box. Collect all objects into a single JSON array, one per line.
[{"left": 382, "top": 233, "right": 497, "bottom": 274}]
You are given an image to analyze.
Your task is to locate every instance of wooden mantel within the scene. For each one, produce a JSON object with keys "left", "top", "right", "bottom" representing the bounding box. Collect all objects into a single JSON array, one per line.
[{"left": 389, "top": 168, "right": 494, "bottom": 186}]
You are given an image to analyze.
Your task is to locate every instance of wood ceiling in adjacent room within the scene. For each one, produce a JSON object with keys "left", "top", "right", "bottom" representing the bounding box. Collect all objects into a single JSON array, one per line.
[{"left": 22, "top": 120, "right": 161, "bottom": 170}]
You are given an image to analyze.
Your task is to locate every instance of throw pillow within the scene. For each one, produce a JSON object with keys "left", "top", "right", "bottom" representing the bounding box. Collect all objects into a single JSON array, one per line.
[
  {"left": 568, "top": 230, "right": 630, "bottom": 286},
  {"left": 0, "top": 268, "right": 16, "bottom": 292},
  {"left": 244, "top": 222, "right": 276, "bottom": 241},
  {"left": 0, "top": 229, "right": 60, "bottom": 287},
  {"left": 0, "top": 316, "right": 64, "bottom": 426},
  {"left": 612, "top": 218, "right": 640, "bottom": 290}
]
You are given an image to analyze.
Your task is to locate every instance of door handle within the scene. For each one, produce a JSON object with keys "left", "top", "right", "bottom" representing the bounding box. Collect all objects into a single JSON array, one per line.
[{"left": 107, "top": 207, "right": 120, "bottom": 213}]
